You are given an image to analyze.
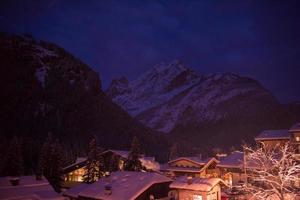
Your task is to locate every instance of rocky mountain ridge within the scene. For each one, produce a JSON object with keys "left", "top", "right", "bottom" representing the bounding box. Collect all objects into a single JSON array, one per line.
[{"left": 107, "top": 60, "right": 299, "bottom": 150}]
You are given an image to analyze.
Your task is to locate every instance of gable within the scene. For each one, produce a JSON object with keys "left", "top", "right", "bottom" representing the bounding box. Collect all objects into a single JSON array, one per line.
[{"left": 169, "top": 159, "right": 203, "bottom": 168}]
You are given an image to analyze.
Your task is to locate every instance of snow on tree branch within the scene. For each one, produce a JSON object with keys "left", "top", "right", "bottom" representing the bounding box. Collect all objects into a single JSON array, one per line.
[{"left": 243, "top": 142, "right": 300, "bottom": 200}]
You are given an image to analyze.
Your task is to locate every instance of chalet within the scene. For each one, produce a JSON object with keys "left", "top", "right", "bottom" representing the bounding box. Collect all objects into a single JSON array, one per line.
[
  {"left": 63, "top": 150, "right": 160, "bottom": 183},
  {"left": 254, "top": 122, "right": 300, "bottom": 159},
  {"left": 0, "top": 176, "right": 64, "bottom": 200},
  {"left": 170, "top": 176, "right": 228, "bottom": 200},
  {"left": 216, "top": 151, "right": 247, "bottom": 187},
  {"left": 255, "top": 129, "right": 290, "bottom": 147},
  {"left": 63, "top": 171, "right": 172, "bottom": 200},
  {"left": 64, "top": 157, "right": 87, "bottom": 182},
  {"left": 161, "top": 157, "right": 220, "bottom": 178},
  {"left": 289, "top": 122, "right": 300, "bottom": 156}
]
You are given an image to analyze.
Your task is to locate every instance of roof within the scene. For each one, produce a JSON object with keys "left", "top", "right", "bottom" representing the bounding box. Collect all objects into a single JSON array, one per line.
[
  {"left": 290, "top": 122, "right": 300, "bottom": 132},
  {"left": 63, "top": 157, "right": 87, "bottom": 173},
  {"left": 255, "top": 129, "right": 290, "bottom": 141},
  {"left": 63, "top": 183, "right": 90, "bottom": 198},
  {"left": 217, "top": 151, "right": 244, "bottom": 168},
  {"left": 64, "top": 150, "right": 160, "bottom": 173},
  {"left": 164, "top": 166, "right": 202, "bottom": 173},
  {"left": 0, "top": 176, "right": 63, "bottom": 200},
  {"left": 170, "top": 177, "right": 227, "bottom": 192},
  {"left": 168, "top": 157, "right": 217, "bottom": 166},
  {"left": 64, "top": 171, "right": 172, "bottom": 200}
]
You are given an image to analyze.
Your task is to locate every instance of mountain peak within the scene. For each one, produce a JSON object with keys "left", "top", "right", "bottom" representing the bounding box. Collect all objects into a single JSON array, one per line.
[
  {"left": 106, "top": 61, "right": 281, "bottom": 134},
  {"left": 106, "top": 76, "right": 130, "bottom": 98}
]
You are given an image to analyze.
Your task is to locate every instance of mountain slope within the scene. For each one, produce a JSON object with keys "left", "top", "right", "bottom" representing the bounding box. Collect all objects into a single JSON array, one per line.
[
  {"left": 107, "top": 61, "right": 299, "bottom": 150},
  {"left": 0, "top": 33, "right": 168, "bottom": 161}
]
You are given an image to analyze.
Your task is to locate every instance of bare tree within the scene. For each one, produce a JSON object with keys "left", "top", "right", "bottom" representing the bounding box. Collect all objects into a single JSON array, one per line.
[{"left": 243, "top": 142, "right": 300, "bottom": 200}]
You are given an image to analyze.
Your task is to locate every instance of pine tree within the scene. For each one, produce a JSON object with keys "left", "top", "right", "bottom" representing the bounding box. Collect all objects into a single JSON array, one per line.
[
  {"left": 38, "top": 134, "right": 64, "bottom": 192},
  {"left": 83, "top": 135, "right": 104, "bottom": 183},
  {"left": 3, "top": 136, "right": 23, "bottom": 177},
  {"left": 124, "top": 136, "right": 142, "bottom": 171}
]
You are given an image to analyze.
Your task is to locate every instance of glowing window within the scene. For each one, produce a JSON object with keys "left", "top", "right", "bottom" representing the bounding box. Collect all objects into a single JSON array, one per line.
[
  {"left": 296, "top": 137, "right": 300, "bottom": 142},
  {"left": 193, "top": 194, "right": 202, "bottom": 200}
]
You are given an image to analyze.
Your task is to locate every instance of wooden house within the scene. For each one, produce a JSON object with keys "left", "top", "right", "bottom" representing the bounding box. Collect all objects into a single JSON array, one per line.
[
  {"left": 170, "top": 177, "right": 227, "bottom": 200},
  {"left": 63, "top": 150, "right": 160, "bottom": 184},
  {"left": 216, "top": 151, "right": 247, "bottom": 187},
  {"left": 254, "top": 129, "right": 290, "bottom": 148},
  {"left": 162, "top": 157, "right": 220, "bottom": 178},
  {"left": 289, "top": 122, "right": 300, "bottom": 158},
  {"left": 64, "top": 157, "right": 87, "bottom": 183},
  {"left": 254, "top": 122, "right": 300, "bottom": 159}
]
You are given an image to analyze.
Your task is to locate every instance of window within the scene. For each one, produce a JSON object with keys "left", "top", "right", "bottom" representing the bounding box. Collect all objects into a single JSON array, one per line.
[
  {"left": 296, "top": 137, "right": 300, "bottom": 142},
  {"left": 193, "top": 194, "right": 202, "bottom": 200}
]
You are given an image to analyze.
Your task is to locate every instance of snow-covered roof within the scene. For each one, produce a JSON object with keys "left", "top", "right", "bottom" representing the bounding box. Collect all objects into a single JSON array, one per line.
[
  {"left": 64, "top": 171, "right": 172, "bottom": 200},
  {"left": 170, "top": 177, "right": 227, "bottom": 192},
  {"left": 0, "top": 176, "right": 64, "bottom": 200},
  {"left": 168, "top": 157, "right": 216, "bottom": 166},
  {"left": 290, "top": 122, "right": 300, "bottom": 132},
  {"left": 255, "top": 129, "right": 290, "bottom": 141},
  {"left": 164, "top": 166, "right": 202, "bottom": 173},
  {"left": 64, "top": 151, "right": 160, "bottom": 172},
  {"left": 217, "top": 151, "right": 244, "bottom": 168},
  {"left": 63, "top": 157, "right": 87, "bottom": 172},
  {"left": 140, "top": 157, "right": 160, "bottom": 171}
]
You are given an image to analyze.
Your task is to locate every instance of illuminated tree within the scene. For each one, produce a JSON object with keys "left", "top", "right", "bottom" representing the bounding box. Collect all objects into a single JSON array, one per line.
[
  {"left": 244, "top": 142, "right": 300, "bottom": 200},
  {"left": 83, "top": 135, "right": 104, "bottom": 183}
]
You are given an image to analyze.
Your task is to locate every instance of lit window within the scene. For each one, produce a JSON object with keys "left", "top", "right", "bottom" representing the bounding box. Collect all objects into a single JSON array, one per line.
[
  {"left": 296, "top": 137, "right": 300, "bottom": 142},
  {"left": 193, "top": 194, "right": 203, "bottom": 200}
]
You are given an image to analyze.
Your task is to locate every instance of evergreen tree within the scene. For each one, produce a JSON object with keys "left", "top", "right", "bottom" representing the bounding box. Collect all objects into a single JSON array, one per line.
[
  {"left": 3, "top": 136, "right": 23, "bottom": 177},
  {"left": 38, "top": 133, "right": 64, "bottom": 192},
  {"left": 83, "top": 135, "right": 104, "bottom": 183},
  {"left": 124, "top": 136, "right": 142, "bottom": 171}
]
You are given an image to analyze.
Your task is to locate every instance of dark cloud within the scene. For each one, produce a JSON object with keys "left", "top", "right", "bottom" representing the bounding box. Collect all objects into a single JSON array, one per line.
[{"left": 0, "top": 0, "right": 299, "bottom": 102}]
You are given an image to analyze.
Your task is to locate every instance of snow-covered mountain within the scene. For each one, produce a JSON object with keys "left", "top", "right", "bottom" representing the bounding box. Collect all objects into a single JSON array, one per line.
[
  {"left": 107, "top": 60, "right": 200, "bottom": 116},
  {"left": 106, "top": 60, "right": 280, "bottom": 133}
]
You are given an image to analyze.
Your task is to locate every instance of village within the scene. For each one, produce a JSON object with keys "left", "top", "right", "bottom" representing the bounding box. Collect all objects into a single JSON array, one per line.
[{"left": 1, "top": 122, "right": 300, "bottom": 200}]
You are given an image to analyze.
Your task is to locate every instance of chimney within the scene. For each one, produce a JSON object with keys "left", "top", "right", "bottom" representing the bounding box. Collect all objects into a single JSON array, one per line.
[
  {"left": 187, "top": 176, "right": 193, "bottom": 185},
  {"left": 198, "top": 154, "right": 202, "bottom": 160},
  {"left": 104, "top": 185, "right": 112, "bottom": 195}
]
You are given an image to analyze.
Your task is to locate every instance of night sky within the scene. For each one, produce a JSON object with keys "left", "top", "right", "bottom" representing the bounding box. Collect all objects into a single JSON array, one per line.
[{"left": 0, "top": 0, "right": 299, "bottom": 102}]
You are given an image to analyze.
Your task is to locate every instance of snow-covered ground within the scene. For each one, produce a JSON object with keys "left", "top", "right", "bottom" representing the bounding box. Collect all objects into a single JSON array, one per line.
[{"left": 0, "top": 176, "right": 64, "bottom": 200}]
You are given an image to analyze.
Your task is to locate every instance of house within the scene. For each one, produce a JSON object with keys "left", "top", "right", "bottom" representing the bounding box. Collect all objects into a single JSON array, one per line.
[
  {"left": 63, "top": 171, "right": 172, "bottom": 200},
  {"left": 101, "top": 150, "right": 160, "bottom": 172},
  {"left": 161, "top": 157, "right": 220, "bottom": 178},
  {"left": 63, "top": 150, "right": 160, "bottom": 183},
  {"left": 170, "top": 176, "right": 228, "bottom": 200},
  {"left": 254, "top": 122, "right": 300, "bottom": 159},
  {"left": 289, "top": 122, "right": 300, "bottom": 157},
  {"left": 64, "top": 157, "right": 87, "bottom": 182},
  {"left": 216, "top": 151, "right": 247, "bottom": 187},
  {"left": 0, "top": 176, "right": 65, "bottom": 200},
  {"left": 254, "top": 129, "right": 290, "bottom": 147}
]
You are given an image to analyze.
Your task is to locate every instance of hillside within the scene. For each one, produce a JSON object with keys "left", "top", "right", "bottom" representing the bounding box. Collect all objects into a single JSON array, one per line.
[{"left": 0, "top": 33, "right": 168, "bottom": 161}]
